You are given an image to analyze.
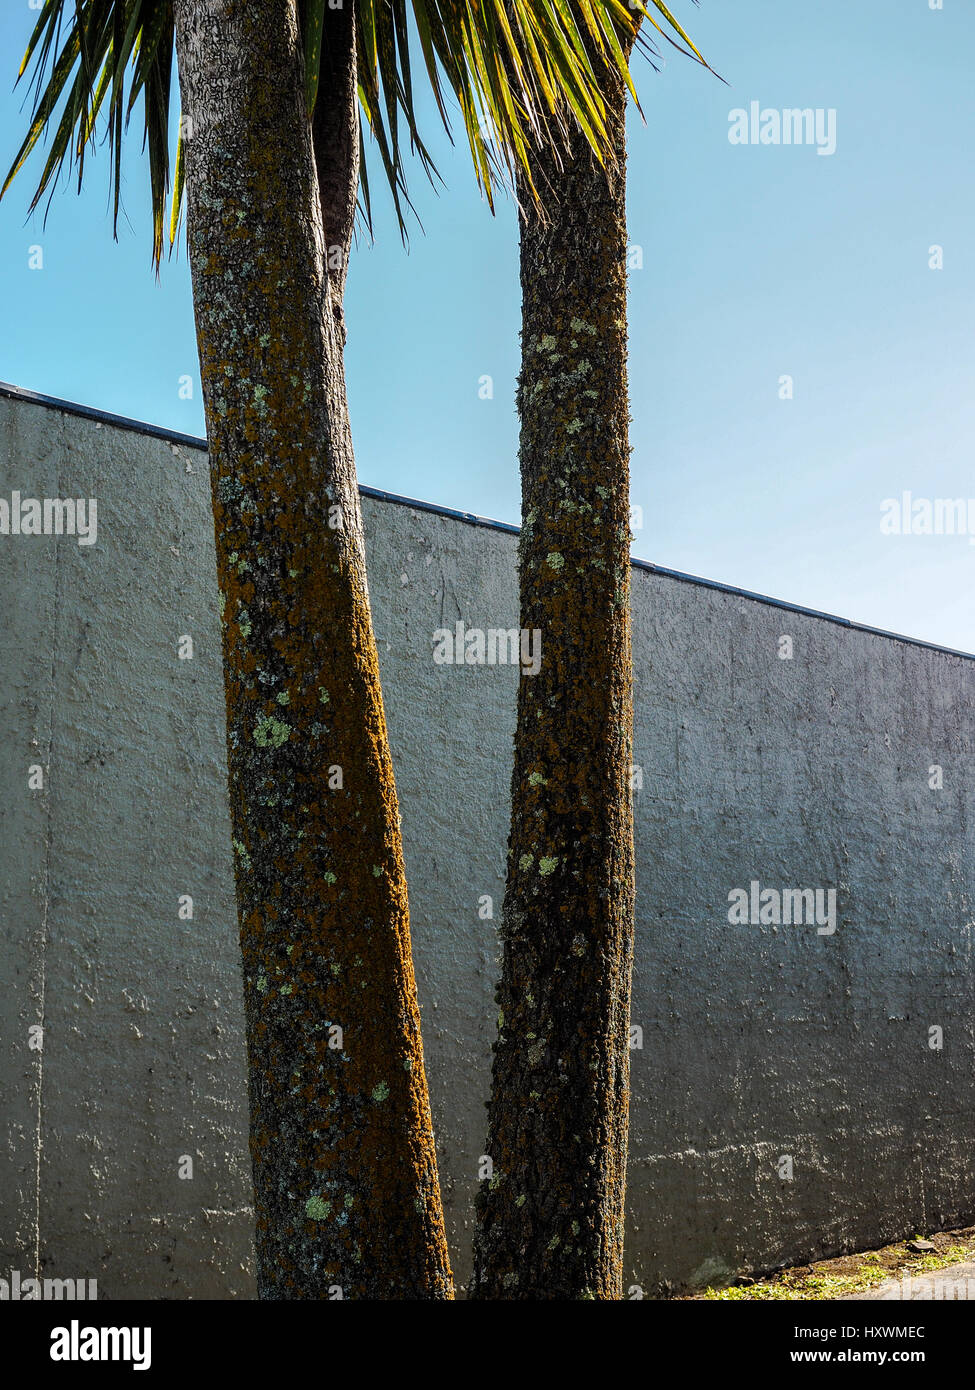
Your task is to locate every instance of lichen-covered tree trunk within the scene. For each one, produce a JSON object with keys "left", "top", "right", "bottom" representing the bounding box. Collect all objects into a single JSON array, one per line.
[
  {"left": 469, "top": 48, "right": 635, "bottom": 1300},
  {"left": 172, "top": 0, "right": 452, "bottom": 1299}
]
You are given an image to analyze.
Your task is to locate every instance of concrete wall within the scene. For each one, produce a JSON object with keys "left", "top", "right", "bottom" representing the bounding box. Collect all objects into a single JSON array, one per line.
[{"left": 1, "top": 384, "right": 973, "bottom": 1299}]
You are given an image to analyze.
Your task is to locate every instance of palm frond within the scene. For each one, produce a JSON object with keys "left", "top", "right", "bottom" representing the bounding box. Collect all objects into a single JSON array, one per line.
[
  {"left": 1, "top": 0, "right": 709, "bottom": 263},
  {"left": 349, "top": 0, "right": 714, "bottom": 231},
  {"left": 3, "top": 0, "right": 176, "bottom": 267}
]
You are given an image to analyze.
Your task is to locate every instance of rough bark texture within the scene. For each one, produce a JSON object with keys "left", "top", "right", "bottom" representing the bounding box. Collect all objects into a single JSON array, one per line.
[
  {"left": 309, "top": 0, "right": 358, "bottom": 342},
  {"left": 469, "top": 51, "right": 635, "bottom": 1300},
  {"left": 171, "top": 0, "right": 452, "bottom": 1299}
]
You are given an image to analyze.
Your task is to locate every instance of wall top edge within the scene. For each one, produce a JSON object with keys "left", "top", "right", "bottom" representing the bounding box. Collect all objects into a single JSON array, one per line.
[{"left": 2, "top": 378, "right": 972, "bottom": 665}]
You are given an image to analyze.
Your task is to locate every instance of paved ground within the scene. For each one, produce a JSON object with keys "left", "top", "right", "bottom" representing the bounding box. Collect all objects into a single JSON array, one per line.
[{"left": 841, "top": 1262, "right": 975, "bottom": 1299}]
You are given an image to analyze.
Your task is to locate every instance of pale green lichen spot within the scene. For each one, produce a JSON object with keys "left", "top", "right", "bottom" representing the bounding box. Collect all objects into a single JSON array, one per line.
[{"left": 253, "top": 715, "right": 291, "bottom": 748}]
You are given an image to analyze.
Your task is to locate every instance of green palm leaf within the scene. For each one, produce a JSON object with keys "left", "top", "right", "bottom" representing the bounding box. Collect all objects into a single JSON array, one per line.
[{"left": 2, "top": 0, "right": 709, "bottom": 264}]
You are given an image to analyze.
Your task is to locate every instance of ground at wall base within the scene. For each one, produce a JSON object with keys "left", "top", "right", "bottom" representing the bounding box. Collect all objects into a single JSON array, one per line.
[{"left": 682, "top": 1223, "right": 975, "bottom": 1300}]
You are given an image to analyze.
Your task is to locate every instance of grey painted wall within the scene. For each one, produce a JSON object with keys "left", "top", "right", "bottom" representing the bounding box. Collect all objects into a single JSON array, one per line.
[{"left": 1, "top": 385, "right": 973, "bottom": 1299}]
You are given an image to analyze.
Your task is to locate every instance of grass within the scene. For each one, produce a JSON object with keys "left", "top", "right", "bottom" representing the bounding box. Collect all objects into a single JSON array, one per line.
[{"left": 686, "top": 1225, "right": 975, "bottom": 1300}]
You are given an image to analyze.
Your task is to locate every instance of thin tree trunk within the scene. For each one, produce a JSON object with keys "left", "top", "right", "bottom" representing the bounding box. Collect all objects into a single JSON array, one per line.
[
  {"left": 172, "top": 0, "right": 452, "bottom": 1299},
  {"left": 470, "top": 44, "right": 635, "bottom": 1300}
]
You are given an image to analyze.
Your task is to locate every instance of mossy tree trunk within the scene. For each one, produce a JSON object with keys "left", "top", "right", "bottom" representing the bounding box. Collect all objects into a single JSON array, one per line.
[
  {"left": 470, "top": 42, "right": 635, "bottom": 1301},
  {"left": 172, "top": 0, "right": 452, "bottom": 1299}
]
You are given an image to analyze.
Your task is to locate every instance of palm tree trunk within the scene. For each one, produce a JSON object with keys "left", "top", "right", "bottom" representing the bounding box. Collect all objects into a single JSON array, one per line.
[
  {"left": 172, "top": 0, "right": 452, "bottom": 1299},
  {"left": 470, "top": 49, "right": 635, "bottom": 1300}
]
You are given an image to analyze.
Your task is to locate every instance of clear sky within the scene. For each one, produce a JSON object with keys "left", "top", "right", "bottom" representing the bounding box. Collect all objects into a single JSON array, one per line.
[{"left": 1, "top": 0, "right": 973, "bottom": 652}]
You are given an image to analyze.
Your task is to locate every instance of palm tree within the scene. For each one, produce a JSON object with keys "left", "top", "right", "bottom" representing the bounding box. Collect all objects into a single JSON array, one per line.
[
  {"left": 470, "top": 6, "right": 709, "bottom": 1299},
  {"left": 3, "top": 0, "right": 645, "bottom": 1299}
]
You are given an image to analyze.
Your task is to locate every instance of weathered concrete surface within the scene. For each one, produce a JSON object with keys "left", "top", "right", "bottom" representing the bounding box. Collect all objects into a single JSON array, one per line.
[
  {"left": 0, "top": 393, "right": 253, "bottom": 1298},
  {"left": 1, "top": 385, "right": 974, "bottom": 1298}
]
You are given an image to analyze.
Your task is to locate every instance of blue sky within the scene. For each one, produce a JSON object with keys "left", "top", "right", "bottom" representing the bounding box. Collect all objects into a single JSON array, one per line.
[{"left": 1, "top": 0, "right": 973, "bottom": 652}]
